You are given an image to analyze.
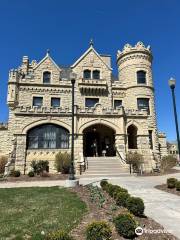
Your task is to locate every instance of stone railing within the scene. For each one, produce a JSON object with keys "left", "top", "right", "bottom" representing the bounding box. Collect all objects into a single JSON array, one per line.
[
  {"left": 0, "top": 123, "right": 8, "bottom": 130},
  {"left": 14, "top": 105, "right": 147, "bottom": 117},
  {"left": 125, "top": 109, "right": 147, "bottom": 116},
  {"left": 79, "top": 78, "right": 107, "bottom": 85}
]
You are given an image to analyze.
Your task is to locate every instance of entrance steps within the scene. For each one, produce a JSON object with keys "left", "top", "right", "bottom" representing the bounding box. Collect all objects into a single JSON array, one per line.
[{"left": 78, "top": 156, "right": 130, "bottom": 178}]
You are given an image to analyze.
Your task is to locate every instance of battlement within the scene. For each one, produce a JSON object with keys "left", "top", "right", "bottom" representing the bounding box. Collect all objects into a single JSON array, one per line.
[
  {"left": 117, "top": 41, "right": 151, "bottom": 60},
  {"left": 0, "top": 123, "right": 8, "bottom": 130},
  {"left": 158, "top": 132, "right": 167, "bottom": 138}
]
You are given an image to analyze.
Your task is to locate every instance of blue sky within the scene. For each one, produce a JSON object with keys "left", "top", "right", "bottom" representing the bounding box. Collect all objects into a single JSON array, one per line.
[{"left": 0, "top": 0, "right": 179, "bottom": 141}]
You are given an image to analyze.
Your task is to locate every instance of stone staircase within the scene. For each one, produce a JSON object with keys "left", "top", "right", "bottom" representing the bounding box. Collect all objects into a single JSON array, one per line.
[{"left": 78, "top": 156, "right": 130, "bottom": 178}]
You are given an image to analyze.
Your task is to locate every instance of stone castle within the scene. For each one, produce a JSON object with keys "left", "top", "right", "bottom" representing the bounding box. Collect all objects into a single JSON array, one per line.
[{"left": 0, "top": 41, "right": 168, "bottom": 174}]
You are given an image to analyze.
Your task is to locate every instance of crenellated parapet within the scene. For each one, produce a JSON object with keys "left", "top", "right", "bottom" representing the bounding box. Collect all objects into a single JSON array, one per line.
[
  {"left": 117, "top": 41, "right": 152, "bottom": 65},
  {"left": 0, "top": 123, "right": 8, "bottom": 130},
  {"left": 8, "top": 69, "right": 20, "bottom": 83}
]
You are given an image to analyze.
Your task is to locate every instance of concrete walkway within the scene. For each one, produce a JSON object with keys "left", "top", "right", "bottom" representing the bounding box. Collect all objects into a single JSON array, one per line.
[{"left": 0, "top": 172, "right": 180, "bottom": 239}]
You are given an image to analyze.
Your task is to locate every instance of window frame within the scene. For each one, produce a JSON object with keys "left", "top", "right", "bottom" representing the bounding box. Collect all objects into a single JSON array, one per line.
[
  {"left": 137, "top": 98, "right": 150, "bottom": 114},
  {"left": 43, "top": 71, "right": 51, "bottom": 84},
  {"left": 85, "top": 98, "right": 99, "bottom": 108},
  {"left": 114, "top": 99, "right": 122, "bottom": 109},
  {"left": 27, "top": 124, "right": 69, "bottom": 149},
  {"left": 92, "top": 70, "right": 100, "bottom": 80},
  {"left": 136, "top": 70, "right": 147, "bottom": 84},
  {"left": 32, "top": 96, "right": 43, "bottom": 108},
  {"left": 51, "top": 97, "right": 61, "bottom": 108},
  {"left": 83, "top": 69, "right": 91, "bottom": 79}
]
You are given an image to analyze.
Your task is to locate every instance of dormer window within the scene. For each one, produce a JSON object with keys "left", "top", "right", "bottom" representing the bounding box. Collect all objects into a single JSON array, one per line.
[
  {"left": 83, "top": 69, "right": 91, "bottom": 79},
  {"left": 43, "top": 71, "right": 51, "bottom": 84},
  {"left": 93, "top": 70, "right": 100, "bottom": 79},
  {"left": 137, "top": 71, "right": 146, "bottom": 84}
]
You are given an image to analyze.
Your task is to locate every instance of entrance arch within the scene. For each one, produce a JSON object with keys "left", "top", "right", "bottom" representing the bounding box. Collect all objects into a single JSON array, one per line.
[{"left": 83, "top": 124, "right": 116, "bottom": 157}]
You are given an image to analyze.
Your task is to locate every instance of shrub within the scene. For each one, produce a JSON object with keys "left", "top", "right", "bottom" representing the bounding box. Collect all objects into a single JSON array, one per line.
[
  {"left": 100, "top": 180, "right": 108, "bottom": 190},
  {"left": 46, "top": 230, "right": 74, "bottom": 240},
  {"left": 115, "top": 192, "right": 130, "bottom": 207},
  {"left": 55, "top": 152, "right": 71, "bottom": 174},
  {"left": 30, "top": 160, "right": 49, "bottom": 175},
  {"left": 126, "top": 151, "right": 144, "bottom": 172},
  {"left": 160, "top": 155, "right": 177, "bottom": 173},
  {"left": 0, "top": 156, "right": 8, "bottom": 174},
  {"left": 86, "top": 221, "right": 112, "bottom": 240},
  {"left": 28, "top": 171, "right": 35, "bottom": 177},
  {"left": 126, "top": 196, "right": 145, "bottom": 216},
  {"left": 112, "top": 186, "right": 128, "bottom": 199},
  {"left": 10, "top": 170, "right": 21, "bottom": 177},
  {"left": 167, "top": 178, "right": 177, "bottom": 189},
  {"left": 175, "top": 181, "right": 180, "bottom": 191},
  {"left": 114, "top": 213, "right": 137, "bottom": 239}
]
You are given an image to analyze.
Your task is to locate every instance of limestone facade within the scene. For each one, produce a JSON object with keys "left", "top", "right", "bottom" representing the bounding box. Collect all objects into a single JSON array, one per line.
[{"left": 0, "top": 41, "right": 168, "bottom": 174}]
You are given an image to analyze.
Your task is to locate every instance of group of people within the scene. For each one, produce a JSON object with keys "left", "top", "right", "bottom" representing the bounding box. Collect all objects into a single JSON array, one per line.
[{"left": 91, "top": 139, "right": 110, "bottom": 157}]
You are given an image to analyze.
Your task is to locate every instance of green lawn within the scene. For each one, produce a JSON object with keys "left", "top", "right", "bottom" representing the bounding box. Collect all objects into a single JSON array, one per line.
[{"left": 0, "top": 187, "right": 87, "bottom": 240}]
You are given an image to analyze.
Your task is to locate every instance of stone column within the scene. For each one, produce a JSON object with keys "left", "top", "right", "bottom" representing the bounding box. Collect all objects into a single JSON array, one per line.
[
  {"left": 138, "top": 135, "right": 154, "bottom": 172},
  {"left": 15, "top": 134, "right": 27, "bottom": 173},
  {"left": 74, "top": 134, "right": 84, "bottom": 174}
]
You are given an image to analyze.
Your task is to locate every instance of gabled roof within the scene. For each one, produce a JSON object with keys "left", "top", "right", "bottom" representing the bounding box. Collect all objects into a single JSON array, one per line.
[
  {"left": 33, "top": 51, "right": 61, "bottom": 71},
  {"left": 71, "top": 45, "right": 112, "bottom": 70}
]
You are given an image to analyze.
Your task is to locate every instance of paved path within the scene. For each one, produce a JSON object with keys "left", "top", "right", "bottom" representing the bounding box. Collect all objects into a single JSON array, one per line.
[
  {"left": 80, "top": 173, "right": 180, "bottom": 239},
  {"left": 1, "top": 172, "right": 180, "bottom": 239}
]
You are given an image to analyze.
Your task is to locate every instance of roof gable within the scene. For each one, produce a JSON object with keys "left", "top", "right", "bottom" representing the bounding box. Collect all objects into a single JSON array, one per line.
[
  {"left": 71, "top": 46, "right": 112, "bottom": 70},
  {"left": 33, "top": 52, "right": 61, "bottom": 71}
]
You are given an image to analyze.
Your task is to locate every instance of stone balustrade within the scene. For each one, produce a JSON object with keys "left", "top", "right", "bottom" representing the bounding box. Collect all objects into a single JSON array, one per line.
[
  {"left": 78, "top": 78, "right": 107, "bottom": 85},
  {"left": 125, "top": 109, "right": 147, "bottom": 116},
  {"left": 14, "top": 105, "right": 147, "bottom": 117}
]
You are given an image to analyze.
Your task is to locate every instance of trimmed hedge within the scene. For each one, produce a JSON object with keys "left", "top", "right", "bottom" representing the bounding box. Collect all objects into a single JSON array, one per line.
[
  {"left": 126, "top": 196, "right": 145, "bottom": 216},
  {"left": 114, "top": 213, "right": 137, "bottom": 239},
  {"left": 100, "top": 180, "right": 108, "bottom": 190},
  {"left": 86, "top": 221, "right": 112, "bottom": 240},
  {"left": 10, "top": 170, "right": 21, "bottom": 177},
  {"left": 28, "top": 171, "right": 35, "bottom": 177},
  {"left": 175, "top": 180, "right": 180, "bottom": 191},
  {"left": 115, "top": 192, "right": 130, "bottom": 207},
  {"left": 167, "top": 178, "right": 177, "bottom": 189}
]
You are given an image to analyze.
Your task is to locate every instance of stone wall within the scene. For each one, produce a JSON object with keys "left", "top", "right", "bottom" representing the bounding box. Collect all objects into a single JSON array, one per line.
[{"left": 0, "top": 124, "right": 10, "bottom": 156}]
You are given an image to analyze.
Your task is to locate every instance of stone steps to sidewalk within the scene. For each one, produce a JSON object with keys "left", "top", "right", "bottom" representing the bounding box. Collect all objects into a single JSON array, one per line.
[{"left": 79, "top": 156, "right": 129, "bottom": 178}]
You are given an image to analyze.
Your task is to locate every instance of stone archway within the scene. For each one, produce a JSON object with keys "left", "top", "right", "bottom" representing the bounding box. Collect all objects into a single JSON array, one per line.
[
  {"left": 127, "top": 125, "right": 138, "bottom": 149},
  {"left": 83, "top": 124, "right": 116, "bottom": 157}
]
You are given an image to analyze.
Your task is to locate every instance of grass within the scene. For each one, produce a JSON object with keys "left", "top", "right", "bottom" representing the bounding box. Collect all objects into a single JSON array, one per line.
[{"left": 0, "top": 187, "right": 87, "bottom": 240}]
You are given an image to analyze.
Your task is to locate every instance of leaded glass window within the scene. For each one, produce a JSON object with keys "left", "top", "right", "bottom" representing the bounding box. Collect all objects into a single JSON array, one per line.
[{"left": 27, "top": 124, "right": 69, "bottom": 149}]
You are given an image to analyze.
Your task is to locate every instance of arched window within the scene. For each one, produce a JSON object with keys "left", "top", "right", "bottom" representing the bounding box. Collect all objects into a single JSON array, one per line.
[
  {"left": 27, "top": 124, "right": 69, "bottom": 149},
  {"left": 127, "top": 125, "right": 137, "bottom": 149},
  {"left": 43, "top": 71, "right": 51, "bottom": 84},
  {"left": 137, "top": 71, "right": 146, "bottom": 84},
  {"left": 93, "top": 70, "right": 100, "bottom": 79},
  {"left": 83, "top": 69, "right": 91, "bottom": 79}
]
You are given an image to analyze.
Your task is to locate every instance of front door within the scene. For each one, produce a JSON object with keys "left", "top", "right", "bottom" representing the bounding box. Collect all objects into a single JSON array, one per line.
[{"left": 83, "top": 124, "right": 116, "bottom": 157}]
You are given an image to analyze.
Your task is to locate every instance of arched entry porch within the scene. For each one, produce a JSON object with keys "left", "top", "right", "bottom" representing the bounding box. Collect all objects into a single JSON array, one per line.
[{"left": 83, "top": 124, "right": 116, "bottom": 157}]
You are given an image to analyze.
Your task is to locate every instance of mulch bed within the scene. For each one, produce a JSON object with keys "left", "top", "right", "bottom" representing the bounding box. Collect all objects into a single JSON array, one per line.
[
  {"left": 70, "top": 186, "right": 177, "bottom": 240},
  {"left": 155, "top": 184, "right": 180, "bottom": 196},
  {"left": 0, "top": 173, "right": 68, "bottom": 182}
]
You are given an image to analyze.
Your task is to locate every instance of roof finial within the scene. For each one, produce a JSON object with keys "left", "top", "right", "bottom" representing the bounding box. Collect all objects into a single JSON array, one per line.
[
  {"left": 90, "top": 39, "right": 94, "bottom": 47},
  {"left": 46, "top": 49, "right": 50, "bottom": 56}
]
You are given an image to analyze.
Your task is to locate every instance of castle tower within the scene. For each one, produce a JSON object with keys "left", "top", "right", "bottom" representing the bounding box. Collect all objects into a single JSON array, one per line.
[{"left": 117, "top": 42, "right": 159, "bottom": 167}]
